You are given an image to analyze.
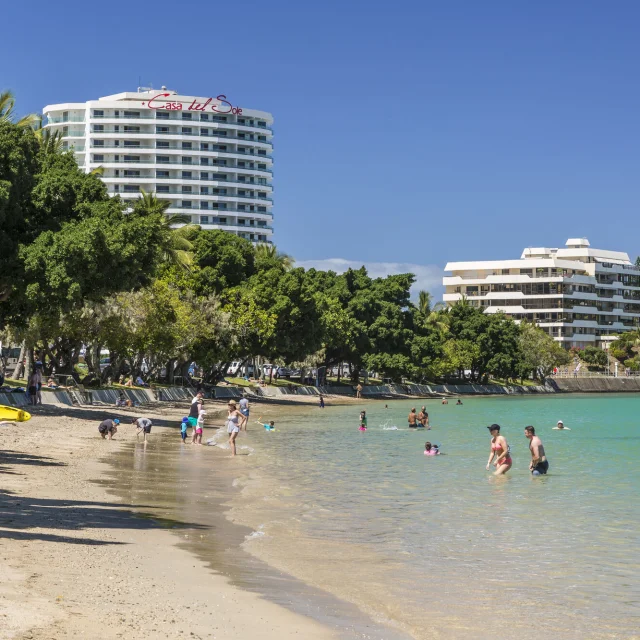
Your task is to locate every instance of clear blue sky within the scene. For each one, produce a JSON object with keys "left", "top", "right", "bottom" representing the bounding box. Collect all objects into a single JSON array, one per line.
[{"left": 4, "top": 0, "right": 640, "bottom": 296}]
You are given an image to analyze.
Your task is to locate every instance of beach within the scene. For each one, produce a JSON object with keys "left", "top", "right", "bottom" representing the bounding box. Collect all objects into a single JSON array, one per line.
[{"left": 0, "top": 402, "right": 336, "bottom": 640}]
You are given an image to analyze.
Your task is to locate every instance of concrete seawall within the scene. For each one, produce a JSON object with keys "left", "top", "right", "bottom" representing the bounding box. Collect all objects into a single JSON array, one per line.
[{"left": 547, "top": 377, "right": 640, "bottom": 393}]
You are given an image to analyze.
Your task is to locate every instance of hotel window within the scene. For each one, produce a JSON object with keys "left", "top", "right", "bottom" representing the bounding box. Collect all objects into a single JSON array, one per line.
[
  {"left": 156, "top": 111, "right": 169, "bottom": 120},
  {"left": 93, "top": 124, "right": 104, "bottom": 132},
  {"left": 182, "top": 171, "right": 192, "bottom": 179},
  {"left": 181, "top": 186, "right": 192, "bottom": 193},
  {"left": 258, "top": 150, "right": 267, "bottom": 156},
  {"left": 123, "top": 155, "right": 140, "bottom": 162},
  {"left": 200, "top": 172, "right": 209, "bottom": 180},
  {"left": 200, "top": 215, "right": 209, "bottom": 223},
  {"left": 219, "top": 217, "right": 227, "bottom": 223},
  {"left": 212, "top": 115, "right": 227, "bottom": 122},
  {"left": 217, "top": 130, "right": 227, "bottom": 136},
  {"left": 200, "top": 187, "right": 209, "bottom": 194},
  {"left": 258, "top": 164, "right": 267, "bottom": 170},
  {"left": 238, "top": 190, "right": 246, "bottom": 197},
  {"left": 113, "top": 184, "right": 119, "bottom": 191},
  {"left": 200, "top": 113, "right": 209, "bottom": 121},
  {"left": 238, "top": 119, "right": 245, "bottom": 125},
  {"left": 238, "top": 205, "right": 246, "bottom": 212},
  {"left": 156, "top": 126, "right": 169, "bottom": 133},
  {"left": 238, "top": 133, "right": 246, "bottom": 139},
  {"left": 157, "top": 185, "right": 170, "bottom": 193},
  {"left": 258, "top": 178, "right": 267, "bottom": 185},
  {"left": 182, "top": 127, "right": 192, "bottom": 134},
  {"left": 200, "top": 143, "right": 209, "bottom": 151},
  {"left": 259, "top": 192, "right": 267, "bottom": 199},
  {"left": 182, "top": 113, "right": 192, "bottom": 120},
  {"left": 124, "top": 170, "right": 140, "bottom": 177},
  {"left": 93, "top": 139, "right": 105, "bottom": 146},
  {"left": 123, "top": 111, "right": 140, "bottom": 117},
  {"left": 181, "top": 201, "right": 192, "bottom": 209},
  {"left": 258, "top": 136, "right": 267, "bottom": 143},
  {"left": 93, "top": 109, "right": 104, "bottom": 117},
  {"left": 124, "top": 126, "right": 140, "bottom": 132},
  {"left": 93, "top": 154, "right": 104, "bottom": 162},
  {"left": 213, "top": 159, "right": 227, "bottom": 166},
  {"left": 200, "top": 128, "right": 209, "bottom": 136},
  {"left": 156, "top": 170, "right": 170, "bottom": 178},
  {"left": 182, "top": 157, "right": 192, "bottom": 165},
  {"left": 238, "top": 218, "right": 246, "bottom": 225},
  {"left": 157, "top": 155, "right": 170, "bottom": 163},
  {"left": 115, "top": 170, "right": 119, "bottom": 176},
  {"left": 200, "top": 157, "right": 209, "bottom": 165},
  {"left": 201, "top": 202, "right": 209, "bottom": 210},
  {"left": 124, "top": 141, "right": 140, "bottom": 147},
  {"left": 213, "top": 189, "right": 226, "bottom": 195},
  {"left": 217, "top": 174, "right": 227, "bottom": 180},
  {"left": 182, "top": 142, "right": 192, "bottom": 149},
  {"left": 258, "top": 206, "right": 267, "bottom": 212},
  {"left": 124, "top": 185, "right": 140, "bottom": 193},
  {"left": 238, "top": 162, "right": 246, "bottom": 168}
]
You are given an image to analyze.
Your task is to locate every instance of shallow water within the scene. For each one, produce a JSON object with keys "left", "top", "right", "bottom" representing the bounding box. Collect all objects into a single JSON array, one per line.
[{"left": 229, "top": 395, "right": 640, "bottom": 639}]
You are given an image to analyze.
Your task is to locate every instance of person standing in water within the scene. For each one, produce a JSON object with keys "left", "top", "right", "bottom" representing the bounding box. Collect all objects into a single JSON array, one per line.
[
  {"left": 486, "top": 424, "right": 512, "bottom": 476},
  {"left": 239, "top": 395, "right": 250, "bottom": 430},
  {"left": 408, "top": 408, "right": 418, "bottom": 428},
  {"left": 525, "top": 426, "right": 549, "bottom": 475},
  {"left": 359, "top": 410, "right": 368, "bottom": 431},
  {"left": 418, "top": 406, "right": 430, "bottom": 429},
  {"left": 553, "top": 420, "right": 570, "bottom": 430},
  {"left": 319, "top": 394, "right": 325, "bottom": 408},
  {"left": 132, "top": 417, "right": 152, "bottom": 443},
  {"left": 226, "top": 401, "right": 247, "bottom": 457}
]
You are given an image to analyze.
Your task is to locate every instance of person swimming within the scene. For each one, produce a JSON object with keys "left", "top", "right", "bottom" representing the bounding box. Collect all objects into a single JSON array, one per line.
[
  {"left": 359, "top": 410, "right": 368, "bottom": 431},
  {"left": 553, "top": 420, "right": 571, "bottom": 430},
  {"left": 424, "top": 441, "right": 439, "bottom": 456}
]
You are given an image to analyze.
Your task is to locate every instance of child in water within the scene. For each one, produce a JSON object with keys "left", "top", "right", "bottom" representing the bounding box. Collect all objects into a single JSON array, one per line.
[
  {"left": 180, "top": 417, "right": 188, "bottom": 443},
  {"left": 424, "top": 442, "right": 440, "bottom": 456},
  {"left": 359, "top": 411, "right": 368, "bottom": 431},
  {"left": 256, "top": 417, "right": 275, "bottom": 431}
]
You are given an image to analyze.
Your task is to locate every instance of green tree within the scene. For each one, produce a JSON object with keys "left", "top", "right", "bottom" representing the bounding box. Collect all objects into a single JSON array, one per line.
[
  {"left": 517, "top": 321, "right": 570, "bottom": 381},
  {"left": 0, "top": 90, "right": 39, "bottom": 128}
]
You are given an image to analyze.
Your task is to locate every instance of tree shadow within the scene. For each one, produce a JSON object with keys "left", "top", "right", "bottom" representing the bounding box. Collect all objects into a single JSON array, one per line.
[{"left": 0, "top": 488, "right": 206, "bottom": 546}]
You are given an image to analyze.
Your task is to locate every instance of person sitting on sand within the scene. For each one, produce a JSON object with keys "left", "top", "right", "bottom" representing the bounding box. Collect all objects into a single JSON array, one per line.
[
  {"left": 98, "top": 418, "right": 119, "bottom": 440},
  {"left": 46, "top": 377, "right": 58, "bottom": 389},
  {"left": 124, "top": 376, "right": 134, "bottom": 387},
  {"left": 135, "top": 375, "right": 147, "bottom": 387},
  {"left": 115, "top": 391, "right": 126, "bottom": 407},
  {"left": 424, "top": 441, "right": 439, "bottom": 456},
  {"left": 553, "top": 420, "right": 571, "bottom": 430}
]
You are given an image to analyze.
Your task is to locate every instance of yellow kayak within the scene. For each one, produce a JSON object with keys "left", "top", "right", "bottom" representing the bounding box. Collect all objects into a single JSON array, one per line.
[{"left": 0, "top": 405, "right": 31, "bottom": 423}]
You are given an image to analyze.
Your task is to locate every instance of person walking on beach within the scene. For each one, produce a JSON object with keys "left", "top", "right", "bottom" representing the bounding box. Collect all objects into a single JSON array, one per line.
[
  {"left": 486, "top": 424, "right": 512, "bottom": 476},
  {"left": 226, "top": 401, "right": 247, "bottom": 457},
  {"left": 408, "top": 408, "right": 418, "bottom": 428},
  {"left": 356, "top": 383, "right": 363, "bottom": 399},
  {"left": 319, "top": 394, "right": 325, "bottom": 408},
  {"left": 239, "top": 395, "right": 250, "bottom": 430},
  {"left": 525, "top": 426, "right": 549, "bottom": 475},
  {"left": 98, "top": 418, "right": 119, "bottom": 440},
  {"left": 418, "top": 406, "right": 429, "bottom": 429},
  {"left": 132, "top": 417, "right": 152, "bottom": 442}
]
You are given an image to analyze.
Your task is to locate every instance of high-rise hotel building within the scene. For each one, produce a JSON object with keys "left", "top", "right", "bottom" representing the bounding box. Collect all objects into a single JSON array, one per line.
[
  {"left": 443, "top": 238, "right": 640, "bottom": 349},
  {"left": 43, "top": 88, "right": 274, "bottom": 243}
]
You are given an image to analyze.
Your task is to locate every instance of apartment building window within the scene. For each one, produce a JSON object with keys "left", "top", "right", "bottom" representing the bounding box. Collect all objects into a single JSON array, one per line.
[
  {"left": 257, "top": 150, "right": 267, "bottom": 156},
  {"left": 124, "top": 185, "right": 140, "bottom": 193},
  {"left": 93, "top": 124, "right": 104, "bottom": 132},
  {"left": 182, "top": 157, "right": 192, "bottom": 165},
  {"left": 200, "top": 113, "right": 209, "bottom": 121},
  {"left": 213, "top": 159, "right": 227, "bottom": 166},
  {"left": 124, "top": 170, "right": 140, "bottom": 177},
  {"left": 157, "top": 155, "right": 170, "bottom": 163},
  {"left": 155, "top": 141, "right": 170, "bottom": 149},
  {"left": 93, "top": 110, "right": 104, "bottom": 117},
  {"left": 123, "top": 155, "right": 140, "bottom": 162},
  {"left": 201, "top": 202, "right": 209, "bottom": 210},
  {"left": 258, "top": 121, "right": 266, "bottom": 127},
  {"left": 238, "top": 119, "right": 246, "bottom": 125},
  {"left": 124, "top": 126, "right": 140, "bottom": 132},
  {"left": 182, "top": 201, "right": 192, "bottom": 209},
  {"left": 216, "top": 174, "right": 228, "bottom": 181},
  {"left": 93, "top": 154, "right": 104, "bottom": 162},
  {"left": 93, "top": 139, "right": 105, "bottom": 147},
  {"left": 182, "top": 113, "right": 192, "bottom": 120},
  {"left": 238, "top": 219, "right": 246, "bottom": 225},
  {"left": 259, "top": 192, "right": 267, "bottom": 199},
  {"left": 219, "top": 217, "right": 227, "bottom": 223},
  {"left": 123, "top": 111, "right": 140, "bottom": 118},
  {"left": 258, "top": 136, "right": 267, "bottom": 143},
  {"left": 113, "top": 185, "right": 119, "bottom": 191},
  {"left": 156, "top": 170, "right": 170, "bottom": 178},
  {"left": 238, "top": 133, "right": 246, "bottom": 140},
  {"left": 200, "top": 187, "right": 209, "bottom": 194},
  {"left": 200, "top": 158, "right": 209, "bottom": 165},
  {"left": 200, "top": 172, "right": 209, "bottom": 180},
  {"left": 200, "top": 215, "right": 209, "bottom": 223},
  {"left": 200, "top": 143, "right": 209, "bottom": 151},
  {"left": 156, "top": 111, "right": 170, "bottom": 120},
  {"left": 212, "top": 116, "right": 227, "bottom": 122},
  {"left": 182, "top": 142, "right": 192, "bottom": 149},
  {"left": 212, "top": 189, "right": 226, "bottom": 195},
  {"left": 157, "top": 185, "right": 170, "bottom": 193},
  {"left": 114, "top": 170, "right": 119, "bottom": 176},
  {"left": 258, "top": 206, "right": 267, "bottom": 212},
  {"left": 156, "top": 126, "right": 169, "bottom": 133},
  {"left": 238, "top": 190, "right": 246, "bottom": 197},
  {"left": 238, "top": 162, "right": 246, "bottom": 168},
  {"left": 200, "top": 128, "right": 209, "bottom": 136},
  {"left": 181, "top": 186, "right": 192, "bottom": 193},
  {"left": 124, "top": 141, "right": 140, "bottom": 147},
  {"left": 182, "top": 171, "right": 192, "bottom": 179},
  {"left": 238, "top": 205, "right": 246, "bottom": 212},
  {"left": 217, "top": 130, "right": 228, "bottom": 137},
  {"left": 182, "top": 127, "right": 192, "bottom": 134},
  {"left": 258, "top": 164, "right": 267, "bottom": 170}
]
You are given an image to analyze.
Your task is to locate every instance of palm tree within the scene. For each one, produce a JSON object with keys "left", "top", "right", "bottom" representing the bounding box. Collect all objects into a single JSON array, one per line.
[
  {"left": 418, "top": 290, "right": 432, "bottom": 315},
  {"left": 255, "top": 243, "right": 295, "bottom": 270},
  {"left": 0, "top": 90, "right": 39, "bottom": 128},
  {"left": 136, "top": 190, "right": 200, "bottom": 270}
]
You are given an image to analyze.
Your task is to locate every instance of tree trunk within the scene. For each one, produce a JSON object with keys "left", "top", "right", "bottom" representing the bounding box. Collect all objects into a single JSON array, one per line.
[{"left": 14, "top": 341, "right": 26, "bottom": 380}]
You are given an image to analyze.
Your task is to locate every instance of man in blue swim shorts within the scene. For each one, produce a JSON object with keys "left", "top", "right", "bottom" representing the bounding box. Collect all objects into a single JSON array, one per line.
[{"left": 525, "top": 426, "right": 549, "bottom": 475}]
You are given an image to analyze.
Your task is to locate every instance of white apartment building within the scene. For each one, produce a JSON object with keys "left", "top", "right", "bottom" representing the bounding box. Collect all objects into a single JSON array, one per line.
[
  {"left": 443, "top": 238, "right": 640, "bottom": 349},
  {"left": 43, "top": 88, "right": 274, "bottom": 243}
]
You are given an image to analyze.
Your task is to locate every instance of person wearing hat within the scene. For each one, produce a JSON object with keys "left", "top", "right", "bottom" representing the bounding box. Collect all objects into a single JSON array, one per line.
[
  {"left": 226, "top": 401, "right": 247, "bottom": 457},
  {"left": 98, "top": 418, "right": 120, "bottom": 440},
  {"left": 486, "top": 424, "right": 512, "bottom": 475},
  {"left": 553, "top": 420, "right": 570, "bottom": 430}
]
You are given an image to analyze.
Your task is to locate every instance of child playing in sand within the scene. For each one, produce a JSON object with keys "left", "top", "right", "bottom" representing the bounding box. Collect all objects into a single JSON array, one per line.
[{"left": 180, "top": 417, "right": 188, "bottom": 443}]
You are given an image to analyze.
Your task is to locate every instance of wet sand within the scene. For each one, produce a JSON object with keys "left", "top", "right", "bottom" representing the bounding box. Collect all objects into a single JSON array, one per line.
[{"left": 0, "top": 402, "right": 337, "bottom": 639}]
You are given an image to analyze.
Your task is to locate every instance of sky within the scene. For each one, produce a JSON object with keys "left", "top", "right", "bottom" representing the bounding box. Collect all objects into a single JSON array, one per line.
[{"left": 3, "top": 0, "right": 640, "bottom": 299}]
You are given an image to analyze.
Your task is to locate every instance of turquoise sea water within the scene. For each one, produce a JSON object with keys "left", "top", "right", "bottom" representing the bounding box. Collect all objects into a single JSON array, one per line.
[{"left": 228, "top": 394, "right": 640, "bottom": 639}]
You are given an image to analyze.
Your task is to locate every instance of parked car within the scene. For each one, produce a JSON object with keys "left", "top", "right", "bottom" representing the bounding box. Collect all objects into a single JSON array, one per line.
[{"left": 276, "top": 367, "right": 293, "bottom": 377}]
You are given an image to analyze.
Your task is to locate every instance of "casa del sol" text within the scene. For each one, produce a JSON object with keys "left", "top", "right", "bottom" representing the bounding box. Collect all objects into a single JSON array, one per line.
[{"left": 142, "top": 93, "right": 243, "bottom": 115}]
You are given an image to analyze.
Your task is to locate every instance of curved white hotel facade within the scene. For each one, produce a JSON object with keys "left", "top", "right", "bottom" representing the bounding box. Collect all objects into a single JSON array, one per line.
[
  {"left": 444, "top": 238, "right": 640, "bottom": 349},
  {"left": 43, "top": 88, "right": 274, "bottom": 243}
]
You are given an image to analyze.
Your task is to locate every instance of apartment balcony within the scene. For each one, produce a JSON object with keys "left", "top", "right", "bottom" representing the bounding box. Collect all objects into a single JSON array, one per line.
[
  {"left": 95, "top": 159, "right": 273, "bottom": 174},
  {"left": 84, "top": 113, "right": 274, "bottom": 131},
  {"left": 90, "top": 144, "right": 273, "bottom": 160},
  {"left": 87, "top": 130, "right": 272, "bottom": 146}
]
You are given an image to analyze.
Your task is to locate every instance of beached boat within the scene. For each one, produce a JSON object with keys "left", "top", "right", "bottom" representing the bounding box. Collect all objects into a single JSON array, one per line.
[{"left": 0, "top": 405, "right": 31, "bottom": 423}]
